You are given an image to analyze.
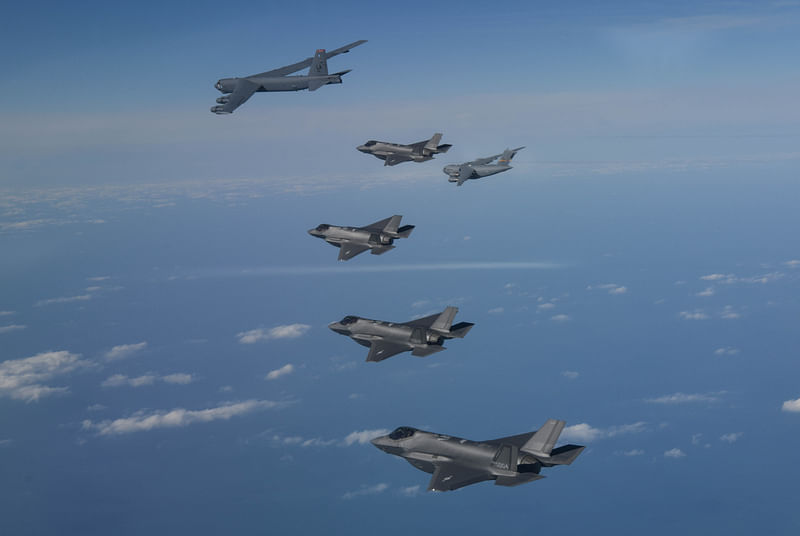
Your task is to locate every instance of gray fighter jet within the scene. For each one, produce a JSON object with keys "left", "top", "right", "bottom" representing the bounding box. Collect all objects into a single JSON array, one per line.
[
  {"left": 443, "top": 147, "right": 525, "bottom": 186},
  {"left": 308, "top": 215, "right": 414, "bottom": 261},
  {"left": 329, "top": 306, "right": 473, "bottom": 362},
  {"left": 211, "top": 40, "right": 367, "bottom": 114},
  {"left": 357, "top": 133, "right": 452, "bottom": 166},
  {"left": 371, "top": 419, "right": 584, "bottom": 491}
]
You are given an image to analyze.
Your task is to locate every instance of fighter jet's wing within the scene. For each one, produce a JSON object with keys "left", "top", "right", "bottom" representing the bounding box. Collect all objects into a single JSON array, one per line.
[
  {"left": 384, "top": 154, "right": 414, "bottom": 166},
  {"left": 248, "top": 40, "right": 367, "bottom": 78},
  {"left": 338, "top": 242, "right": 370, "bottom": 261},
  {"left": 366, "top": 341, "right": 410, "bottom": 362},
  {"left": 217, "top": 79, "right": 260, "bottom": 114},
  {"left": 428, "top": 463, "right": 491, "bottom": 491}
]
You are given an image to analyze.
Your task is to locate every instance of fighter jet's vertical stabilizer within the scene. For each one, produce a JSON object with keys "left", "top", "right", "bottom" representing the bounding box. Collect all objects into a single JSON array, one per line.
[
  {"left": 521, "top": 419, "right": 566, "bottom": 458},
  {"left": 431, "top": 306, "right": 458, "bottom": 333}
]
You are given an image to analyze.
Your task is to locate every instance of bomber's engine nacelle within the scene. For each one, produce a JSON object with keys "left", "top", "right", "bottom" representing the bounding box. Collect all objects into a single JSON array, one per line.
[{"left": 216, "top": 96, "right": 230, "bottom": 104}]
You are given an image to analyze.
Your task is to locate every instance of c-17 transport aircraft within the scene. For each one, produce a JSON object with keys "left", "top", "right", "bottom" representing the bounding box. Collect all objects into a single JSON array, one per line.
[
  {"left": 371, "top": 419, "right": 584, "bottom": 491},
  {"left": 357, "top": 133, "right": 452, "bottom": 166},
  {"left": 443, "top": 147, "right": 525, "bottom": 186},
  {"left": 210, "top": 40, "right": 367, "bottom": 114},
  {"left": 328, "top": 306, "right": 473, "bottom": 362},
  {"left": 308, "top": 215, "right": 414, "bottom": 261}
]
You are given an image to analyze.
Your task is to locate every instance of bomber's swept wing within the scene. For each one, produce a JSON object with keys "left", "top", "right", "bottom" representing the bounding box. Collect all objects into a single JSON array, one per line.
[
  {"left": 338, "top": 242, "right": 370, "bottom": 261},
  {"left": 248, "top": 40, "right": 367, "bottom": 78},
  {"left": 216, "top": 79, "right": 260, "bottom": 114},
  {"left": 428, "top": 463, "right": 491, "bottom": 491},
  {"left": 366, "top": 341, "right": 410, "bottom": 362}
]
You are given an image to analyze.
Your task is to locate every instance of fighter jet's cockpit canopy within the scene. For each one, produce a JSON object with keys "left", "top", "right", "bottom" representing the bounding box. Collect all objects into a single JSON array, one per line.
[
  {"left": 363, "top": 140, "right": 377, "bottom": 147},
  {"left": 340, "top": 316, "right": 358, "bottom": 325},
  {"left": 388, "top": 427, "right": 416, "bottom": 440},
  {"left": 315, "top": 224, "right": 330, "bottom": 231}
]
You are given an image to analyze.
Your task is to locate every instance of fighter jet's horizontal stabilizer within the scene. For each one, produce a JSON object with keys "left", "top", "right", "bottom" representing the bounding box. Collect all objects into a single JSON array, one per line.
[
  {"left": 308, "top": 215, "right": 415, "bottom": 261},
  {"left": 329, "top": 306, "right": 474, "bottom": 362},
  {"left": 371, "top": 420, "right": 584, "bottom": 492}
]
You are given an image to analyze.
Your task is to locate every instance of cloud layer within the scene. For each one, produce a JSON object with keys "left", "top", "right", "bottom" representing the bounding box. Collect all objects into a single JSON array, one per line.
[
  {"left": 0, "top": 350, "right": 90, "bottom": 402},
  {"left": 237, "top": 324, "right": 310, "bottom": 344},
  {"left": 105, "top": 342, "right": 147, "bottom": 361},
  {"left": 82, "top": 399, "right": 284, "bottom": 436}
]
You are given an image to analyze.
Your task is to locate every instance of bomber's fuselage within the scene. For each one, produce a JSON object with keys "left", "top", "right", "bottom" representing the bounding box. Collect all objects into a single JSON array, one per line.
[{"left": 215, "top": 74, "right": 343, "bottom": 94}]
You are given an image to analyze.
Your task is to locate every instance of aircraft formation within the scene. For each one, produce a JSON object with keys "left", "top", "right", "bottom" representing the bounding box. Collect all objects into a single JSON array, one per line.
[{"left": 211, "top": 41, "right": 580, "bottom": 491}]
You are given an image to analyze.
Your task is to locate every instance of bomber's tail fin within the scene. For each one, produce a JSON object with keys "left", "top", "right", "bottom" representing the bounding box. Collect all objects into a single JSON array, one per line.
[
  {"left": 521, "top": 419, "right": 566, "bottom": 458},
  {"left": 309, "top": 49, "right": 329, "bottom": 77},
  {"left": 498, "top": 146, "right": 525, "bottom": 165}
]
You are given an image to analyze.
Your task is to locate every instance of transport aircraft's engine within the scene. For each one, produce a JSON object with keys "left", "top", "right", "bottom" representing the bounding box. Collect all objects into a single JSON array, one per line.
[{"left": 216, "top": 96, "right": 230, "bottom": 104}]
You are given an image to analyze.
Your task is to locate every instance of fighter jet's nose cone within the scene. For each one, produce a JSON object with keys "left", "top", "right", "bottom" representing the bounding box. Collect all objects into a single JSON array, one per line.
[
  {"left": 357, "top": 145, "right": 369, "bottom": 153},
  {"left": 308, "top": 228, "right": 320, "bottom": 237}
]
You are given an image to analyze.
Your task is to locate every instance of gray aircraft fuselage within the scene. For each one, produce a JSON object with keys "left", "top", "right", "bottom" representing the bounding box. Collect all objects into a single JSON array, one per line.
[
  {"left": 308, "top": 215, "right": 413, "bottom": 261},
  {"left": 357, "top": 133, "right": 452, "bottom": 166},
  {"left": 215, "top": 74, "right": 345, "bottom": 94},
  {"left": 329, "top": 307, "right": 473, "bottom": 362},
  {"left": 371, "top": 423, "right": 584, "bottom": 491},
  {"left": 443, "top": 163, "right": 511, "bottom": 182}
]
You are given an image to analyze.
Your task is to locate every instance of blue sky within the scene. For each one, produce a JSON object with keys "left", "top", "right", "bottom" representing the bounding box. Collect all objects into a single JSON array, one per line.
[{"left": 2, "top": 1, "right": 800, "bottom": 535}]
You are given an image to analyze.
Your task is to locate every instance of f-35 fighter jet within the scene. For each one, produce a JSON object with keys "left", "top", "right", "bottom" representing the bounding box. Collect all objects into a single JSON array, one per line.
[
  {"left": 329, "top": 306, "right": 473, "bottom": 362},
  {"left": 357, "top": 133, "right": 452, "bottom": 166},
  {"left": 443, "top": 147, "right": 525, "bottom": 186},
  {"left": 371, "top": 419, "right": 584, "bottom": 491},
  {"left": 308, "top": 215, "right": 414, "bottom": 261},
  {"left": 211, "top": 40, "right": 367, "bottom": 114}
]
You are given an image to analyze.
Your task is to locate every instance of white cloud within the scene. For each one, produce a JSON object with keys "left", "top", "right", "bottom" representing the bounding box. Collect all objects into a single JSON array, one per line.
[
  {"left": 102, "top": 372, "right": 193, "bottom": 388},
  {"left": 411, "top": 300, "right": 430, "bottom": 308},
  {"left": 0, "top": 311, "right": 15, "bottom": 316},
  {"left": 714, "top": 347, "right": 739, "bottom": 356},
  {"left": 551, "top": 314, "right": 571, "bottom": 322},
  {"left": 162, "top": 373, "right": 193, "bottom": 385},
  {"left": 343, "top": 429, "right": 390, "bottom": 446},
  {"left": 561, "top": 421, "right": 646, "bottom": 443},
  {"left": 781, "top": 398, "right": 800, "bottom": 412},
  {"left": 0, "top": 439, "right": 13, "bottom": 447},
  {"left": 87, "top": 404, "right": 106, "bottom": 411},
  {"left": 105, "top": 341, "right": 147, "bottom": 361},
  {"left": 700, "top": 273, "right": 731, "bottom": 281},
  {"left": 0, "top": 350, "right": 91, "bottom": 402},
  {"left": 664, "top": 448, "right": 686, "bottom": 459},
  {"left": 720, "top": 305, "right": 741, "bottom": 319},
  {"left": 0, "top": 324, "right": 26, "bottom": 333},
  {"left": 608, "top": 286, "right": 628, "bottom": 295},
  {"left": 562, "top": 370, "right": 579, "bottom": 380},
  {"left": 35, "top": 294, "right": 92, "bottom": 307},
  {"left": 720, "top": 432, "right": 743, "bottom": 443},
  {"left": 487, "top": 307, "right": 504, "bottom": 314},
  {"left": 342, "top": 483, "right": 389, "bottom": 500},
  {"left": 463, "top": 235, "right": 471, "bottom": 241},
  {"left": 622, "top": 449, "right": 644, "bottom": 456},
  {"left": 87, "top": 276, "right": 111, "bottom": 281},
  {"left": 785, "top": 260, "right": 800, "bottom": 268},
  {"left": 537, "top": 302, "right": 556, "bottom": 310},
  {"left": 399, "top": 485, "right": 421, "bottom": 497},
  {"left": 82, "top": 399, "right": 284, "bottom": 436},
  {"left": 696, "top": 287, "right": 715, "bottom": 297},
  {"left": 237, "top": 323, "right": 311, "bottom": 344},
  {"left": 266, "top": 364, "right": 294, "bottom": 381},
  {"left": 646, "top": 392, "right": 721, "bottom": 404},
  {"left": 588, "top": 283, "right": 627, "bottom": 294},
  {"left": 679, "top": 310, "right": 708, "bottom": 320}
]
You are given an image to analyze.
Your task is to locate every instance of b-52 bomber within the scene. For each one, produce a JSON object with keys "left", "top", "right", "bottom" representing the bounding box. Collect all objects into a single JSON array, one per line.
[
  {"left": 443, "top": 147, "right": 525, "bottom": 186},
  {"left": 329, "top": 306, "right": 473, "bottom": 362},
  {"left": 357, "top": 133, "right": 452, "bottom": 166},
  {"left": 211, "top": 40, "right": 367, "bottom": 114},
  {"left": 371, "top": 419, "right": 584, "bottom": 491},
  {"left": 308, "top": 215, "right": 414, "bottom": 261}
]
